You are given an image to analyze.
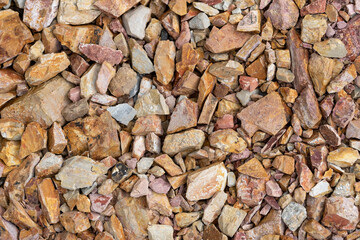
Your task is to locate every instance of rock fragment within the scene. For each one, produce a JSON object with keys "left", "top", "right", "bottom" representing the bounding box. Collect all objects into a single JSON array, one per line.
[
  {"left": 282, "top": 202, "right": 307, "bottom": 231},
  {"left": 218, "top": 205, "right": 246, "bottom": 237},
  {"left": 122, "top": 5, "right": 151, "bottom": 40},
  {"left": 154, "top": 40, "right": 176, "bottom": 85},
  {"left": 163, "top": 129, "right": 205, "bottom": 156}
]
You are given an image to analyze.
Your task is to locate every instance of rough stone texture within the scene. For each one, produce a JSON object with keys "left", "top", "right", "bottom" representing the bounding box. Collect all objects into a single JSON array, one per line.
[
  {"left": 237, "top": 92, "right": 291, "bottom": 136},
  {"left": 94, "top": 0, "right": 141, "bottom": 18},
  {"left": 236, "top": 173, "right": 266, "bottom": 207},
  {"left": 163, "top": 129, "right": 205, "bottom": 156},
  {"left": 202, "top": 191, "right": 227, "bottom": 225},
  {"left": 313, "top": 38, "right": 348, "bottom": 58},
  {"left": 0, "top": 118, "right": 24, "bottom": 141},
  {"left": 218, "top": 205, "right": 246, "bottom": 237},
  {"left": 282, "top": 202, "right": 307, "bottom": 231},
  {"left": 245, "top": 210, "right": 284, "bottom": 239},
  {"left": 57, "top": 0, "right": 100, "bottom": 25},
  {"left": 0, "top": 10, "right": 33, "bottom": 64},
  {"left": 23, "top": 0, "right": 58, "bottom": 32},
  {"left": 303, "top": 220, "right": 331, "bottom": 240},
  {"left": 301, "top": 14, "right": 328, "bottom": 44},
  {"left": 79, "top": 43, "right": 123, "bottom": 65},
  {"left": 59, "top": 211, "right": 91, "bottom": 233},
  {"left": 109, "top": 64, "right": 140, "bottom": 98},
  {"left": 122, "top": 5, "right": 151, "bottom": 40},
  {"left": 327, "top": 64, "right": 357, "bottom": 93},
  {"left": 154, "top": 40, "right": 176, "bottom": 85},
  {"left": 327, "top": 147, "right": 360, "bottom": 167},
  {"left": 332, "top": 97, "right": 355, "bottom": 128},
  {"left": 38, "top": 178, "right": 60, "bottom": 224},
  {"left": 19, "top": 122, "right": 47, "bottom": 159},
  {"left": 237, "top": 158, "right": 269, "bottom": 179},
  {"left": 167, "top": 98, "right": 198, "bottom": 133},
  {"left": 264, "top": 0, "right": 299, "bottom": 30},
  {"left": 308, "top": 53, "right": 334, "bottom": 96},
  {"left": 148, "top": 225, "right": 173, "bottom": 240},
  {"left": 346, "top": 119, "right": 360, "bottom": 139},
  {"left": 335, "top": 15, "right": 360, "bottom": 61},
  {"left": 134, "top": 89, "right": 169, "bottom": 117},
  {"left": 35, "top": 152, "right": 63, "bottom": 177}
]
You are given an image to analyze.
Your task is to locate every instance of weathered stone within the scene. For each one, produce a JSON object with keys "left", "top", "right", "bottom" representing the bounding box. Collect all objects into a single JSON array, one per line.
[
  {"left": 167, "top": 98, "right": 198, "bottom": 134},
  {"left": 176, "top": 43, "right": 200, "bottom": 76},
  {"left": 38, "top": 178, "right": 60, "bottom": 224},
  {"left": 0, "top": 140, "right": 21, "bottom": 166},
  {"left": 189, "top": 12, "right": 210, "bottom": 30},
  {"left": 122, "top": 5, "right": 151, "bottom": 40},
  {"left": 132, "top": 115, "right": 163, "bottom": 136},
  {"left": 264, "top": 0, "right": 299, "bottom": 30},
  {"left": 300, "top": 0, "right": 326, "bottom": 16},
  {"left": 148, "top": 225, "right": 173, "bottom": 240},
  {"left": 69, "top": 54, "right": 90, "bottom": 77},
  {"left": 236, "top": 35, "right": 262, "bottom": 61},
  {"left": 205, "top": 23, "right": 252, "bottom": 53},
  {"left": 28, "top": 40, "right": 44, "bottom": 61},
  {"left": 134, "top": 89, "right": 169, "bottom": 117},
  {"left": 146, "top": 190, "right": 172, "bottom": 216},
  {"left": 79, "top": 63, "right": 100, "bottom": 99},
  {"left": 327, "top": 64, "right": 357, "bottom": 93},
  {"left": 0, "top": 10, "right": 33, "bottom": 64},
  {"left": 301, "top": 14, "right": 327, "bottom": 44},
  {"left": 0, "top": 69, "right": 24, "bottom": 94},
  {"left": 19, "top": 122, "right": 47, "bottom": 159},
  {"left": 245, "top": 210, "right": 284, "bottom": 239},
  {"left": 23, "top": 0, "right": 58, "bottom": 31},
  {"left": 308, "top": 53, "right": 334, "bottom": 96},
  {"left": 128, "top": 39, "right": 154, "bottom": 74},
  {"left": 53, "top": 24, "right": 102, "bottom": 54},
  {"left": 332, "top": 97, "right": 355, "bottom": 128},
  {"left": 60, "top": 211, "right": 91, "bottom": 233},
  {"left": 333, "top": 173, "right": 355, "bottom": 197},
  {"left": 0, "top": 215, "right": 18, "bottom": 240},
  {"left": 237, "top": 92, "right": 291, "bottom": 136},
  {"left": 327, "top": 147, "right": 359, "bottom": 167},
  {"left": 175, "top": 212, "right": 201, "bottom": 228},
  {"left": 35, "top": 152, "right": 63, "bottom": 177},
  {"left": 186, "top": 162, "right": 227, "bottom": 201},
  {"left": 218, "top": 205, "right": 246, "bottom": 237},
  {"left": 237, "top": 10, "right": 261, "bottom": 33},
  {"left": 57, "top": 0, "right": 100, "bottom": 25},
  {"left": 209, "top": 60, "right": 244, "bottom": 79},
  {"left": 282, "top": 202, "right": 307, "bottom": 231},
  {"left": 322, "top": 196, "right": 359, "bottom": 230},
  {"left": 236, "top": 173, "right": 266, "bottom": 207},
  {"left": 313, "top": 38, "right": 348, "bottom": 58},
  {"left": 154, "top": 154, "right": 182, "bottom": 176},
  {"left": 309, "top": 180, "right": 332, "bottom": 198},
  {"left": 13, "top": 54, "right": 31, "bottom": 75},
  {"left": 55, "top": 156, "right": 107, "bottom": 190},
  {"left": 25, "top": 52, "right": 70, "bottom": 86},
  {"left": 0, "top": 118, "right": 24, "bottom": 141},
  {"left": 203, "top": 224, "right": 227, "bottom": 240},
  {"left": 109, "top": 64, "right": 140, "bottom": 98},
  {"left": 319, "top": 124, "right": 341, "bottom": 146},
  {"left": 79, "top": 43, "right": 123, "bottom": 65},
  {"left": 48, "top": 122, "right": 67, "bottom": 154},
  {"left": 303, "top": 220, "right": 331, "bottom": 240},
  {"left": 202, "top": 191, "right": 227, "bottom": 225}
]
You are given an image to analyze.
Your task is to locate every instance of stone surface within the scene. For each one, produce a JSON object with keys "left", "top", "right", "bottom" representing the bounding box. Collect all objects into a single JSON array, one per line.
[
  {"left": 154, "top": 154, "right": 182, "bottom": 176},
  {"left": 327, "top": 147, "right": 359, "bottom": 167},
  {"left": 0, "top": 118, "right": 24, "bottom": 141},
  {"left": 35, "top": 152, "right": 63, "bottom": 177},
  {"left": 109, "top": 64, "right": 140, "bottom": 98},
  {"left": 23, "top": 0, "right": 58, "bottom": 31},
  {"left": 154, "top": 40, "right": 176, "bottom": 85},
  {"left": 55, "top": 156, "right": 107, "bottom": 190},
  {"left": 282, "top": 202, "right": 307, "bottom": 231},
  {"left": 57, "top": 0, "right": 100, "bottom": 25},
  {"left": 245, "top": 210, "right": 284, "bottom": 239},
  {"left": 327, "top": 64, "right": 357, "bottom": 93},
  {"left": 79, "top": 43, "right": 123, "bottom": 65},
  {"left": 313, "top": 38, "right": 348, "bottom": 58},
  {"left": 19, "top": 122, "right": 47, "bottom": 159},
  {"left": 38, "top": 178, "right": 60, "bottom": 224},
  {"left": 122, "top": 5, "right": 151, "bottom": 40},
  {"left": 237, "top": 92, "right": 291, "bottom": 136},
  {"left": 332, "top": 97, "right": 355, "bottom": 128},
  {"left": 301, "top": 14, "right": 328, "bottom": 44},
  {"left": 308, "top": 53, "right": 334, "bottom": 96},
  {"left": 237, "top": 158, "right": 269, "bottom": 179},
  {"left": 237, "top": 10, "right": 261, "bottom": 33},
  {"left": 107, "top": 103, "right": 137, "bottom": 126},
  {"left": 346, "top": 119, "right": 360, "bottom": 139},
  {"left": 148, "top": 225, "right": 174, "bottom": 240},
  {"left": 335, "top": 15, "right": 360, "bottom": 61},
  {"left": 167, "top": 98, "right": 198, "bottom": 133},
  {"left": 0, "top": 69, "right": 25, "bottom": 94},
  {"left": 236, "top": 173, "right": 266, "bottom": 207},
  {"left": 218, "top": 205, "right": 246, "bottom": 237},
  {"left": 0, "top": 10, "right": 33, "bottom": 64},
  {"left": 132, "top": 115, "right": 163, "bottom": 136},
  {"left": 134, "top": 89, "right": 169, "bottom": 117},
  {"left": 48, "top": 122, "right": 67, "bottom": 154},
  {"left": 60, "top": 211, "right": 91, "bottom": 233},
  {"left": 303, "top": 219, "right": 331, "bottom": 240},
  {"left": 202, "top": 191, "right": 227, "bottom": 225},
  {"left": 264, "top": 0, "right": 299, "bottom": 30}
]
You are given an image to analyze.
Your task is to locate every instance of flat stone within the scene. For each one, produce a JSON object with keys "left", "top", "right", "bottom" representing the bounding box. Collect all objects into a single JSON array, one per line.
[
  {"left": 218, "top": 205, "right": 247, "bottom": 237},
  {"left": 308, "top": 53, "right": 334, "bottom": 96},
  {"left": 149, "top": 177, "right": 171, "bottom": 194},
  {"left": 331, "top": 97, "right": 355, "bottom": 128},
  {"left": 25, "top": 52, "right": 70, "bottom": 86},
  {"left": 148, "top": 225, "right": 173, "bottom": 240},
  {"left": 62, "top": 98, "right": 89, "bottom": 122},
  {"left": 91, "top": 93, "right": 117, "bottom": 106},
  {"left": 53, "top": 24, "right": 102, "bottom": 54},
  {"left": 327, "top": 147, "right": 359, "bottom": 167},
  {"left": 48, "top": 122, "right": 67, "bottom": 154},
  {"left": 57, "top": 0, "right": 100, "bottom": 25},
  {"left": 167, "top": 98, "right": 198, "bottom": 134},
  {"left": 189, "top": 12, "right": 210, "bottom": 29},
  {"left": 55, "top": 156, "right": 107, "bottom": 190},
  {"left": 0, "top": 140, "right": 20, "bottom": 166},
  {"left": 237, "top": 92, "right": 291, "bottom": 136},
  {"left": 69, "top": 54, "right": 89, "bottom": 77},
  {"left": 237, "top": 158, "right": 269, "bottom": 179},
  {"left": 154, "top": 40, "right": 175, "bottom": 85},
  {"left": 202, "top": 191, "right": 227, "bottom": 225},
  {"left": 236, "top": 173, "right": 266, "bottom": 207},
  {"left": 346, "top": 119, "right": 360, "bottom": 139},
  {"left": 264, "top": 0, "right": 299, "bottom": 30},
  {"left": 38, "top": 178, "right": 60, "bottom": 224},
  {"left": 128, "top": 39, "right": 154, "bottom": 74},
  {"left": 205, "top": 23, "right": 252, "bottom": 53},
  {"left": 0, "top": 215, "right": 18, "bottom": 240},
  {"left": 59, "top": 211, "right": 91, "bottom": 233},
  {"left": 209, "top": 60, "right": 244, "bottom": 79},
  {"left": 237, "top": 10, "right": 261, "bottom": 33},
  {"left": 23, "top": 0, "right": 58, "bottom": 31},
  {"left": 322, "top": 196, "right": 359, "bottom": 230},
  {"left": 282, "top": 202, "right": 307, "bottom": 231},
  {"left": 35, "top": 152, "right": 63, "bottom": 178},
  {"left": 146, "top": 190, "right": 172, "bottom": 216},
  {"left": 303, "top": 219, "right": 331, "bottom": 240},
  {"left": 313, "top": 38, "right": 347, "bottom": 58},
  {"left": 203, "top": 224, "right": 227, "bottom": 240},
  {"left": 186, "top": 162, "right": 227, "bottom": 201},
  {"left": 79, "top": 43, "right": 123, "bottom": 65},
  {"left": 245, "top": 210, "right": 284, "bottom": 239},
  {"left": 301, "top": 14, "right": 328, "bottom": 44},
  {"left": 236, "top": 35, "right": 262, "bottom": 61},
  {"left": 0, "top": 10, "right": 33, "bottom": 64},
  {"left": 89, "top": 193, "right": 112, "bottom": 213},
  {"left": 175, "top": 212, "right": 201, "bottom": 228},
  {"left": 134, "top": 89, "right": 169, "bottom": 117},
  {"left": 109, "top": 64, "right": 140, "bottom": 98},
  {"left": 176, "top": 43, "right": 200, "bottom": 76},
  {"left": 122, "top": 5, "right": 151, "bottom": 40},
  {"left": 0, "top": 118, "right": 24, "bottom": 141},
  {"left": 132, "top": 115, "right": 163, "bottom": 136},
  {"left": 19, "top": 122, "right": 47, "bottom": 159},
  {"left": 309, "top": 180, "right": 332, "bottom": 199},
  {"left": 327, "top": 64, "right": 357, "bottom": 93},
  {"left": 332, "top": 173, "right": 355, "bottom": 197}
]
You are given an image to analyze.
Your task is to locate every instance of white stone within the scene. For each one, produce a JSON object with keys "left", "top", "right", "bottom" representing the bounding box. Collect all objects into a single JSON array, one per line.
[
  {"left": 137, "top": 157, "right": 154, "bottom": 174},
  {"left": 148, "top": 224, "right": 174, "bottom": 240},
  {"left": 309, "top": 180, "right": 333, "bottom": 198},
  {"left": 122, "top": 5, "right": 151, "bottom": 40}
]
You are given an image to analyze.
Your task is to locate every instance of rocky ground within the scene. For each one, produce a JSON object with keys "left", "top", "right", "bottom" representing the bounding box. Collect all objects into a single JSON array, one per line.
[{"left": 0, "top": 0, "right": 359, "bottom": 239}]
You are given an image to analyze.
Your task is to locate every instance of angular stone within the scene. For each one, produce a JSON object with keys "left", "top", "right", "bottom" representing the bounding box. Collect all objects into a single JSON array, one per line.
[
  {"left": 203, "top": 224, "right": 227, "bottom": 240},
  {"left": 132, "top": 115, "right": 163, "bottom": 136},
  {"left": 346, "top": 119, "right": 360, "bottom": 139},
  {"left": 29, "top": 40, "right": 45, "bottom": 61},
  {"left": 264, "top": 0, "right": 299, "bottom": 30},
  {"left": 308, "top": 53, "right": 334, "bottom": 96},
  {"left": 94, "top": 0, "right": 140, "bottom": 17},
  {"left": 208, "top": 129, "right": 246, "bottom": 154},
  {"left": 62, "top": 98, "right": 89, "bottom": 122},
  {"left": 148, "top": 225, "right": 173, "bottom": 240},
  {"left": 327, "top": 147, "right": 359, "bottom": 167},
  {"left": 197, "top": 68, "right": 216, "bottom": 107},
  {"left": 218, "top": 205, "right": 247, "bottom": 237},
  {"left": 91, "top": 93, "right": 117, "bottom": 106},
  {"left": 60, "top": 211, "right": 91, "bottom": 233},
  {"left": 209, "top": 60, "right": 244, "bottom": 79},
  {"left": 270, "top": 154, "right": 293, "bottom": 175},
  {"left": 309, "top": 180, "right": 332, "bottom": 198},
  {"left": 301, "top": 14, "right": 327, "bottom": 44},
  {"left": 176, "top": 43, "right": 200, "bottom": 76},
  {"left": 236, "top": 35, "right": 262, "bottom": 61},
  {"left": 276, "top": 68, "right": 295, "bottom": 83},
  {"left": 282, "top": 202, "right": 307, "bottom": 231},
  {"left": 13, "top": 54, "right": 31, "bottom": 75},
  {"left": 57, "top": 0, "right": 100, "bottom": 25},
  {"left": 23, "top": 0, "right": 58, "bottom": 31},
  {"left": 322, "top": 196, "right": 359, "bottom": 230},
  {"left": 313, "top": 38, "right": 347, "bottom": 58},
  {"left": 237, "top": 10, "right": 261, "bottom": 33},
  {"left": 134, "top": 89, "right": 169, "bottom": 117},
  {"left": 327, "top": 64, "right": 357, "bottom": 93},
  {"left": 333, "top": 173, "right": 355, "bottom": 197},
  {"left": 175, "top": 212, "right": 201, "bottom": 228},
  {"left": 0, "top": 10, "right": 33, "bottom": 64},
  {"left": 146, "top": 190, "right": 172, "bottom": 216},
  {"left": 319, "top": 124, "right": 341, "bottom": 146},
  {"left": 89, "top": 193, "right": 113, "bottom": 213},
  {"left": 293, "top": 86, "right": 322, "bottom": 129},
  {"left": 237, "top": 92, "right": 291, "bottom": 136},
  {"left": 103, "top": 215, "right": 126, "bottom": 240},
  {"left": 202, "top": 191, "right": 227, "bottom": 225},
  {"left": 79, "top": 43, "right": 123, "bottom": 65},
  {"left": 154, "top": 154, "right": 182, "bottom": 177},
  {"left": 186, "top": 162, "right": 227, "bottom": 201},
  {"left": 303, "top": 219, "right": 331, "bottom": 240},
  {"left": 122, "top": 5, "right": 151, "bottom": 40},
  {"left": 19, "top": 122, "right": 47, "bottom": 159},
  {"left": 109, "top": 64, "right": 140, "bottom": 98},
  {"left": 0, "top": 119, "right": 24, "bottom": 141},
  {"left": 237, "top": 158, "right": 269, "bottom": 179},
  {"left": 25, "top": 52, "right": 70, "bottom": 86},
  {"left": 332, "top": 97, "right": 355, "bottom": 128},
  {"left": 53, "top": 24, "right": 102, "bottom": 54},
  {"left": 69, "top": 54, "right": 89, "bottom": 77},
  {"left": 245, "top": 210, "right": 284, "bottom": 239},
  {"left": 38, "top": 178, "right": 60, "bottom": 224},
  {"left": 0, "top": 215, "right": 18, "bottom": 240},
  {"left": 154, "top": 40, "right": 176, "bottom": 85},
  {"left": 189, "top": 12, "right": 210, "bottom": 30},
  {"left": 205, "top": 23, "right": 252, "bottom": 53},
  {"left": 48, "top": 122, "right": 67, "bottom": 154},
  {"left": 128, "top": 39, "right": 154, "bottom": 74},
  {"left": 55, "top": 156, "right": 107, "bottom": 190},
  {"left": 236, "top": 173, "right": 266, "bottom": 207},
  {"left": 335, "top": 15, "right": 360, "bottom": 61},
  {"left": 35, "top": 152, "right": 63, "bottom": 177},
  {"left": 167, "top": 98, "right": 198, "bottom": 134},
  {"left": 0, "top": 69, "right": 24, "bottom": 94}
]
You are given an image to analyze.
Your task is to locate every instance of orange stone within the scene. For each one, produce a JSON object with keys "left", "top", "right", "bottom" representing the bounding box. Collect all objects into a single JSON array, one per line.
[
  {"left": 104, "top": 215, "right": 126, "bottom": 240},
  {"left": 197, "top": 66, "right": 216, "bottom": 107},
  {"left": 0, "top": 69, "right": 25, "bottom": 93},
  {"left": 154, "top": 154, "right": 183, "bottom": 176},
  {"left": 19, "top": 122, "right": 47, "bottom": 159},
  {"left": 237, "top": 158, "right": 269, "bottom": 179},
  {"left": 176, "top": 43, "right": 200, "bottom": 77},
  {"left": 48, "top": 122, "right": 67, "bottom": 154},
  {"left": 272, "top": 155, "right": 295, "bottom": 175},
  {"left": 38, "top": 178, "right": 60, "bottom": 224}
]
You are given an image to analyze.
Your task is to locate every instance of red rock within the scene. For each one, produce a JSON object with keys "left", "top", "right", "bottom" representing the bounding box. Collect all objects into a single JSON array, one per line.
[
  {"left": 298, "top": 162, "right": 315, "bottom": 192},
  {"left": 236, "top": 173, "right": 266, "bottom": 207},
  {"left": 319, "top": 124, "right": 341, "bottom": 146},
  {"left": 161, "top": 11, "right": 180, "bottom": 39},
  {"left": 132, "top": 115, "right": 163, "bottom": 136},
  {"left": 336, "top": 15, "right": 360, "bottom": 61},
  {"left": 332, "top": 97, "right": 355, "bottom": 128},
  {"left": 215, "top": 114, "right": 234, "bottom": 130},
  {"left": 300, "top": 0, "right": 326, "bottom": 16},
  {"left": 79, "top": 43, "right": 123, "bottom": 65},
  {"left": 69, "top": 54, "right": 90, "bottom": 77},
  {"left": 94, "top": 0, "right": 141, "bottom": 18},
  {"left": 264, "top": 0, "right": 299, "bottom": 30},
  {"left": 60, "top": 211, "right": 91, "bottom": 233},
  {"left": 245, "top": 210, "right": 284, "bottom": 239},
  {"left": 239, "top": 76, "right": 258, "bottom": 92},
  {"left": 89, "top": 194, "right": 113, "bottom": 213},
  {"left": 309, "top": 145, "right": 328, "bottom": 178}
]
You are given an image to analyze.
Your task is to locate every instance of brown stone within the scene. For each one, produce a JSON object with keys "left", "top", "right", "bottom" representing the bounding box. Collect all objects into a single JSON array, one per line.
[
  {"left": 209, "top": 129, "right": 247, "bottom": 154},
  {"left": 154, "top": 40, "right": 176, "bottom": 85},
  {"left": 327, "top": 64, "right": 357, "bottom": 93},
  {"left": 332, "top": 97, "right": 355, "bottom": 128},
  {"left": 35, "top": 152, "right": 63, "bottom": 178},
  {"left": 336, "top": 15, "right": 360, "bottom": 61},
  {"left": 264, "top": 0, "right": 299, "bottom": 30},
  {"left": 94, "top": 0, "right": 141, "bottom": 17},
  {"left": 303, "top": 220, "right": 331, "bottom": 240},
  {"left": 62, "top": 98, "right": 89, "bottom": 122},
  {"left": 167, "top": 98, "right": 198, "bottom": 134},
  {"left": 172, "top": 71, "right": 200, "bottom": 96},
  {"left": 0, "top": 140, "right": 21, "bottom": 166},
  {"left": 0, "top": 10, "right": 33, "bottom": 64},
  {"left": 38, "top": 178, "right": 60, "bottom": 224},
  {"left": 245, "top": 210, "right": 284, "bottom": 239},
  {"left": 60, "top": 211, "right": 91, "bottom": 233},
  {"left": 0, "top": 69, "right": 24, "bottom": 94},
  {"left": 69, "top": 54, "right": 90, "bottom": 77},
  {"left": 198, "top": 93, "right": 218, "bottom": 125},
  {"left": 104, "top": 215, "right": 126, "bottom": 240},
  {"left": 308, "top": 53, "right": 334, "bottom": 96},
  {"left": 48, "top": 122, "right": 67, "bottom": 154},
  {"left": 237, "top": 92, "right": 291, "bottom": 136},
  {"left": 13, "top": 54, "right": 31, "bottom": 75},
  {"left": 161, "top": 11, "right": 180, "bottom": 39},
  {"left": 300, "top": 0, "right": 326, "bottom": 16},
  {"left": 64, "top": 111, "right": 120, "bottom": 160},
  {"left": 79, "top": 43, "right": 123, "bottom": 65},
  {"left": 19, "top": 122, "right": 47, "bottom": 159},
  {"left": 154, "top": 154, "right": 182, "bottom": 177},
  {"left": 197, "top": 67, "right": 216, "bottom": 107},
  {"left": 237, "top": 158, "right": 269, "bottom": 179},
  {"left": 176, "top": 43, "right": 200, "bottom": 77},
  {"left": 205, "top": 23, "right": 252, "bottom": 53},
  {"left": 272, "top": 155, "right": 295, "bottom": 175},
  {"left": 0, "top": 118, "right": 24, "bottom": 142},
  {"left": 319, "top": 124, "right": 341, "bottom": 146},
  {"left": 236, "top": 173, "right": 266, "bottom": 207},
  {"left": 109, "top": 64, "right": 139, "bottom": 98},
  {"left": 96, "top": 61, "right": 116, "bottom": 94},
  {"left": 42, "top": 26, "right": 62, "bottom": 54},
  {"left": 245, "top": 54, "right": 267, "bottom": 80},
  {"left": 53, "top": 24, "right": 102, "bottom": 54},
  {"left": 57, "top": 0, "right": 100, "bottom": 25}
]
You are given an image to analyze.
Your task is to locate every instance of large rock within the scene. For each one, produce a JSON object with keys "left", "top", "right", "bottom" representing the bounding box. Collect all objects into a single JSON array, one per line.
[
  {"left": 38, "top": 178, "right": 60, "bottom": 224},
  {"left": 186, "top": 162, "right": 227, "bottom": 201},
  {"left": 57, "top": 0, "right": 101, "bottom": 25},
  {"left": 237, "top": 92, "right": 291, "bottom": 136},
  {"left": 1, "top": 76, "right": 73, "bottom": 128},
  {"left": 327, "top": 147, "right": 360, "bottom": 167},
  {"left": 55, "top": 156, "right": 108, "bottom": 190},
  {"left": 0, "top": 10, "right": 33, "bottom": 64},
  {"left": 162, "top": 129, "right": 205, "bottom": 156},
  {"left": 23, "top": 0, "right": 58, "bottom": 31},
  {"left": 313, "top": 38, "right": 347, "bottom": 58},
  {"left": 301, "top": 14, "right": 327, "bottom": 44},
  {"left": 236, "top": 173, "right": 266, "bottom": 207},
  {"left": 264, "top": 0, "right": 299, "bottom": 30}
]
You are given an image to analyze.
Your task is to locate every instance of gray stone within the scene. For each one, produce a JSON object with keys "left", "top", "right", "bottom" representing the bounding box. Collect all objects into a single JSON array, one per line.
[
  {"left": 122, "top": 5, "right": 151, "bottom": 40},
  {"left": 137, "top": 157, "right": 154, "bottom": 174},
  {"left": 282, "top": 201, "right": 307, "bottom": 231},
  {"left": 107, "top": 103, "right": 137, "bottom": 125},
  {"left": 236, "top": 89, "right": 257, "bottom": 106},
  {"left": 129, "top": 39, "right": 154, "bottom": 74},
  {"left": 134, "top": 89, "right": 169, "bottom": 117},
  {"left": 218, "top": 205, "right": 247, "bottom": 237},
  {"left": 148, "top": 224, "right": 174, "bottom": 240},
  {"left": 189, "top": 12, "right": 210, "bottom": 29},
  {"left": 61, "top": 98, "right": 89, "bottom": 122}
]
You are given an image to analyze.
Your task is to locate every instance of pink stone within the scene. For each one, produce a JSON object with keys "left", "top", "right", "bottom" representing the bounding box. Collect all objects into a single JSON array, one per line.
[
  {"left": 126, "top": 158, "right": 137, "bottom": 169},
  {"left": 68, "top": 86, "right": 81, "bottom": 102},
  {"left": 100, "top": 156, "right": 117, "bottom": 169},
  {"left": 89, "top": 194, "right": 113, "bottom": 213},
  {"left": 239, "top": 76, "right": 258, "bottom": 91},
  {"left": 300, "top": 0, "right": 326, "bottom": 16},
  {"left": 149, "top": 177, "right": 171, "bottom": 194},
  {"left": 78, "top": 43, "right": 123, "bottom": 65},
  {"left": 109, "top": 18, "right": 128, "bottom": 38},
  {"left": 215, "top": 114, "right": 234, "bottom": 130},
  {"left": 96, "top": 62, "right": 115, "bottom": 94},
  {"left": 230, "top": 148, "right": 252, "bottom": 162},
  {"left": 337, "top": 21, "right": 347, "bottom": 29},
  {"left": 265, "top": 179, "right": 283, "bottom": 197},
  {"left": 130, "top": 177, "right": 149, "bottom": 198},
  {"left": 175, "top": 21, "right": 191, "bottom": 49}
]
